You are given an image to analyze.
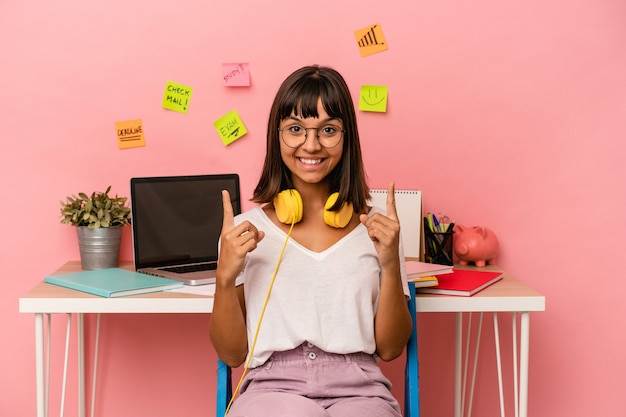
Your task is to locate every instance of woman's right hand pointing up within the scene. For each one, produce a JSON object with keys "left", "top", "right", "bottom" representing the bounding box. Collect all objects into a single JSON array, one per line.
[{"left": 216, "top": 189, "right": 265, "bottom": 286}]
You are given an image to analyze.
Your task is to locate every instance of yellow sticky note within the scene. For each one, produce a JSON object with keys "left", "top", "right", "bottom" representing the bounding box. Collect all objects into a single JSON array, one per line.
[
  {"left": 354, "top": 23, "right": 388, "bottom": 57},
  {"left": 214, "top": 110, "right": 247, "bottom": 145},
  {"left": 359, "top": 86, "right": 388, "bottom": 112},
  {"left": 116, "top": 119, "right": 146, "bottom": 149},
  {"left": 162, "top": 81, "right": 193, "bottom": 113}
]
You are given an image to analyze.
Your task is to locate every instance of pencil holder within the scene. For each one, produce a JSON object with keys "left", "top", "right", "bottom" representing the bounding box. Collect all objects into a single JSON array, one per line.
[{"left": 424, "top": 228, "right": 454, "bottom": 266}]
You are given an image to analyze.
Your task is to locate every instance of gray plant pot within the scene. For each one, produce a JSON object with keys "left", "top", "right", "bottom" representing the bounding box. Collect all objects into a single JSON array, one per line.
[{"left": 76, "top": 226, "right": 122, "bottom": 270}]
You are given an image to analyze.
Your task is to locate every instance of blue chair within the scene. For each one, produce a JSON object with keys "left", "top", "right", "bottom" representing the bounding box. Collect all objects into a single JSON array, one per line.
[{"left": 216, "top": 281, "right": 420, "bottom": 417}]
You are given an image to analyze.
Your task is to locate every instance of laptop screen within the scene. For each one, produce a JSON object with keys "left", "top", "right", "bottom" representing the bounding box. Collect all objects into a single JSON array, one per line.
[{"left": 130, "top": 174, "right": 241, "bottom": 269}]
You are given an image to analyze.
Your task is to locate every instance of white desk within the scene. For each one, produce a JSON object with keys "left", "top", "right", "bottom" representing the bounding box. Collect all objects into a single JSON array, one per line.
[
  {"left": 20, "top": 262, "right": 545, "bottom": 417},
  {"left": 19, "top": 261, "right": 212, "bottom": 417},
  {"left": 413, "top": 264, "right": 545, "bottom": 417}
]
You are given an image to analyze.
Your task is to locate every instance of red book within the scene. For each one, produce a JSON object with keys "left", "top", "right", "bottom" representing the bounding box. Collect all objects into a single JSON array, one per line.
[{"left": 415, "top": 269, "right": 503, "bottom": 296}]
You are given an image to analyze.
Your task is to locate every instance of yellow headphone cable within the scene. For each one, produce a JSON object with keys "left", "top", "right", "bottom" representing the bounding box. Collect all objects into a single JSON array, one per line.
[{"left": 224, "top": 215, "right": 296, "bottom": 415}]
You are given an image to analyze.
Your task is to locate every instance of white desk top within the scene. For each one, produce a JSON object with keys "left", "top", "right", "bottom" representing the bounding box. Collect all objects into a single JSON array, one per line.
[
  {"left": 19, "top": 261, "right": 214, "bottom": 314},
  {"left": 414, "top": 267, "right": 545, "bottom": 313},
  {"left": 20, "top": 261, "right": 545, "bottom": 314}
]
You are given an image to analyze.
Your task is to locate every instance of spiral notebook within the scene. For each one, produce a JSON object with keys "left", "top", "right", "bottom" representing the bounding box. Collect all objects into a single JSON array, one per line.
[{"left": 369, "top": 189, "right": 422, "bottom": 259}]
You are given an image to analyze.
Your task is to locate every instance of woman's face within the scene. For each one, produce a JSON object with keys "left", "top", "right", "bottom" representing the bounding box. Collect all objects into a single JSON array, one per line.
[{"left": 278, "top": 99, "right": 344, "bottom": 188}]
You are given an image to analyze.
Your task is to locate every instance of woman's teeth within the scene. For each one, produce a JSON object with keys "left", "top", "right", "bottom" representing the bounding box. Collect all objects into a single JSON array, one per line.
[{"left": 299, "top": 158, "right": 322, "bottom": 165}]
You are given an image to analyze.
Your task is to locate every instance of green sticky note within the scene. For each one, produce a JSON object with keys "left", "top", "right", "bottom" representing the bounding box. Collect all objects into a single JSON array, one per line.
[
  {"left": 214, "top": 110, "right": 247, "bottom": 145},
  {"left": 359, "top": 85, "right": 388, "bottom": 112},
  {"left": 162, "top": 81, "right": 193, "bottom": 113}
]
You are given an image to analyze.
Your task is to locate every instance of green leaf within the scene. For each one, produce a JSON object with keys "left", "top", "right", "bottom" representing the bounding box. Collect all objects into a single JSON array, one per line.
[{"left": 59, "top": 186, "right": 131, "bottom": 228}]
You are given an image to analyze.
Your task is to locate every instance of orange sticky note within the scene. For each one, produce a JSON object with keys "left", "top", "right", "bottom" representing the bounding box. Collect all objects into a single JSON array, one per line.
[
  {"left": 354, "top": 23, "right": 388, "bottom": 57},
  {"left": 116, "top": 119, "right": 145, "bottom": 149}
]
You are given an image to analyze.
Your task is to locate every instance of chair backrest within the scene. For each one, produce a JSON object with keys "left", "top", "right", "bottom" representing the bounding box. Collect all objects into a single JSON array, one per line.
[
  {"left": 216, "top": 281, "right": 419, "bottom": 417},
  {"left": 404, "top": 281, "right": 420, "bottom": 417}
]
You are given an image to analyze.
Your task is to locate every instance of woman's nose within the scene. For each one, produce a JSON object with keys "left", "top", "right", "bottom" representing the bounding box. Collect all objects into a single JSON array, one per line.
[{"left": 301, "top": 129, "right": 323, "bottom": 151}]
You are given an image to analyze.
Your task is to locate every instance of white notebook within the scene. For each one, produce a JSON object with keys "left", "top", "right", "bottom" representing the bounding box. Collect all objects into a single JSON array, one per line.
[{"left": 369, "top": 189, "right": 422, "bottom": 259}]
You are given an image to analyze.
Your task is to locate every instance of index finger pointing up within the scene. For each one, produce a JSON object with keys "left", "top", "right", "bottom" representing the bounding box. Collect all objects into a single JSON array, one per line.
[
  {"left": 386, "top": 182, "right": 399, "bottom": 221},
  {"left": 221, "top": 189, "right": 235, "bottom": 231}
]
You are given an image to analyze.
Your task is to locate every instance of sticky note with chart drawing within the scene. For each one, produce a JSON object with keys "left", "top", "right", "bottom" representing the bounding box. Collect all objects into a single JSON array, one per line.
[
  {"left": 359, "top": 85, "right": 388, "bottom": 112},
  {"left": 354, "top": 23, "right": 388, "bottom": 57},
  {"left": 222, "top": 63, "right": 251, "bottom": 87},
  {"left": 162, "top": 81, "right": 193, "bottom": 114},
  {"left": 214, "top": 110, "right": 247, "bottom": 145}
]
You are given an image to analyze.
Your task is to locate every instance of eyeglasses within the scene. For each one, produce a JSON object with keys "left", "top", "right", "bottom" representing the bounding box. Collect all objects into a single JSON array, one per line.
[{"left": 278, "top": 123, "right": 345, "bottom": 148}]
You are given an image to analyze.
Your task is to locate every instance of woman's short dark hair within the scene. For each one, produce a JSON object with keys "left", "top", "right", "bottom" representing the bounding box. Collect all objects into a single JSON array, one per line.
[{"left": 252, "top": 65, "right": 370, "bottom": 213}]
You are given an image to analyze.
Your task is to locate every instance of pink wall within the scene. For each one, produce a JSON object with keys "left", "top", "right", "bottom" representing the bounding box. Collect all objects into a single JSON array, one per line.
[{"left": 2, "top": 0, "right": 625, "bottom": 416}]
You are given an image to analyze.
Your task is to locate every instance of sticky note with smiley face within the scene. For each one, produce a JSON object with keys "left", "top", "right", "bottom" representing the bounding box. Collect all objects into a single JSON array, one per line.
[{"left": 359, "top": 85, "right": 388, "bottom": 112}]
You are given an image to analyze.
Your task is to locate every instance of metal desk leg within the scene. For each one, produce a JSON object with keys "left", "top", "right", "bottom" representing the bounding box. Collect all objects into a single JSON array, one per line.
[
  {"left": 519, "top": 312, "right": 530, "bottom": 417},
  {"left": 512, "top": 314, "right": 519, "bottom": 417},
  {"left": 454, "top": 312, "right": 462, "bottom": 417},
  {"left": 60, "top": 314, "right": 72, "bottom": 417},
  {"left": 467, "top": 313, "right": 483, "bottom": 417},
  {"left": 35, "top": 313, "right": 45, "bottom": 417},
  {"left": 494, "top": 313, "right": 505, "bottom": 417},
  {"left": 78, "top": 313, "right": 85, "bottom": 417},
  {"left": 495, "top": 311, "right": 531, "bottom": 417},
  {"left": 455, "top": 311, "right": 532, "bottom": 417}
]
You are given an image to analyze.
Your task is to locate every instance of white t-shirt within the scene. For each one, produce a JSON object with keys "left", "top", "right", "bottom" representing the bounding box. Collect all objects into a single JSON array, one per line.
[{"left": 233, "top": 206, "right": 410, "bottom": 368}]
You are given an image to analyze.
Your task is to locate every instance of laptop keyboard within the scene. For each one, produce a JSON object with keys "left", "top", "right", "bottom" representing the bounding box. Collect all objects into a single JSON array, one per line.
[{"left": 163, "top": 263, "right": 217, "bottom": 274}]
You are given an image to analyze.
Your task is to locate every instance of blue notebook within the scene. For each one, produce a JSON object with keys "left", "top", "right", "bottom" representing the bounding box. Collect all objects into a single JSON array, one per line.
[{"left": 44, "top": 268, "right": 184, "bottom": 298}]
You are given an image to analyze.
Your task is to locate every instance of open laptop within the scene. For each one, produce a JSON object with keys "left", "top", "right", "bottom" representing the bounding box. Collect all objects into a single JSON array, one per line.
[{"left": 130, "top": 174, "right": 241, "bottom": 286}]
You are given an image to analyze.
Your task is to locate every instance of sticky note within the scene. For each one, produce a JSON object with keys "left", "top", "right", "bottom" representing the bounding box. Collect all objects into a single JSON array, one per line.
[
  {"left": 115, "top": 119, "right": 146, "bottom": 149},
  {"left": 214, "top": 110, "right": 247, "bottom": 145},
  {"left": 354, "top": 23, "right": 388, "bottom": 57},
  {"left": 222, "top": 63, "right": 251, "bottom": 87},
  {"left": 162, "top": 81, "right": 193, "bottom": 113},
  {"left": 359, "top": 86, "right": 388, "bottom": 112}
]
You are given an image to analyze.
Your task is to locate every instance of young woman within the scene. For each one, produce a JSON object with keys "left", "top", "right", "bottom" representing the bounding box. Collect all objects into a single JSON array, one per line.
[{"left": 209, "top": 65, "right": 412, "bottom": 417}]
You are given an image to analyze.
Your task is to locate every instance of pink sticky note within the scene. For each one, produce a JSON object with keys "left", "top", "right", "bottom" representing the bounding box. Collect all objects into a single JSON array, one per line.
[{"left": 222, "top": 63, "right": 251, "bottom": 87}]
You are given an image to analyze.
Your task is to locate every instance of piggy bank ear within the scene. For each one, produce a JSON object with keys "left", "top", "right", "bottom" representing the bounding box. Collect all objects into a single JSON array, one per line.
[
  {"left": 473, "top": 226, "right": 487, "bottom": 237},
  {"left": 455, "top": 224, "right": 465, "bottom": 232}
]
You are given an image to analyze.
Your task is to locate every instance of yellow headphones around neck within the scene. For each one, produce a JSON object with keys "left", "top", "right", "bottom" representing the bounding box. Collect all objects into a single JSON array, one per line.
[{"left": 273, "top": 189, "right": 353, "bottom": 228}]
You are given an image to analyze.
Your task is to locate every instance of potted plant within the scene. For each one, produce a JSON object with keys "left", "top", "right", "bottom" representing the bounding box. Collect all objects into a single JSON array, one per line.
[{"left": 60, "top": 186, "right": 131, "bottom": 270}]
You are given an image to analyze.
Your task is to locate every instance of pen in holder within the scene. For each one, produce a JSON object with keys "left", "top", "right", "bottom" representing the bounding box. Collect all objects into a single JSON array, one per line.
[{"left": 423, "top": 218, "right": 454, "bottom": 266}]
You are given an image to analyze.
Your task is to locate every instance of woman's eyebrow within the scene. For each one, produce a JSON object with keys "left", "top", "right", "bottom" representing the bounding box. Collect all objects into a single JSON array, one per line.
[{"left": 284, "top": 116, "right": 341, "bottom": 124}]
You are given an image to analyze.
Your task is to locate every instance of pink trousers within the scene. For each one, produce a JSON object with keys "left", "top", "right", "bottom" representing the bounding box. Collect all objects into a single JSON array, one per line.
[{"left": 227, "top": 343, "right": 402, "bottom": 417}]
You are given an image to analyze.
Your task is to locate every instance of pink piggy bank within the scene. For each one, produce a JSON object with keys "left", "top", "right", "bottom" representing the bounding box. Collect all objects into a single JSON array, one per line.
[{"left": 453, "top": 225, "right": 499, "bottom": 267}]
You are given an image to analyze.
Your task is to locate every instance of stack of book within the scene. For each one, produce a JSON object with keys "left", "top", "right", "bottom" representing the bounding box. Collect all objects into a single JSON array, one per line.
[
  {"left": 415, "top": 269, "right": 503, "bottom": 296},
  {"left": 405, "top": 261, "right": 454, "bottom": 288}
]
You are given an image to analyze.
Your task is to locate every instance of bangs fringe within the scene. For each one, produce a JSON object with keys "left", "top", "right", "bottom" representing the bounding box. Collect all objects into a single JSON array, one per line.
[{"left": 278, "top": 76, "right": 343, "bottom": 120}]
